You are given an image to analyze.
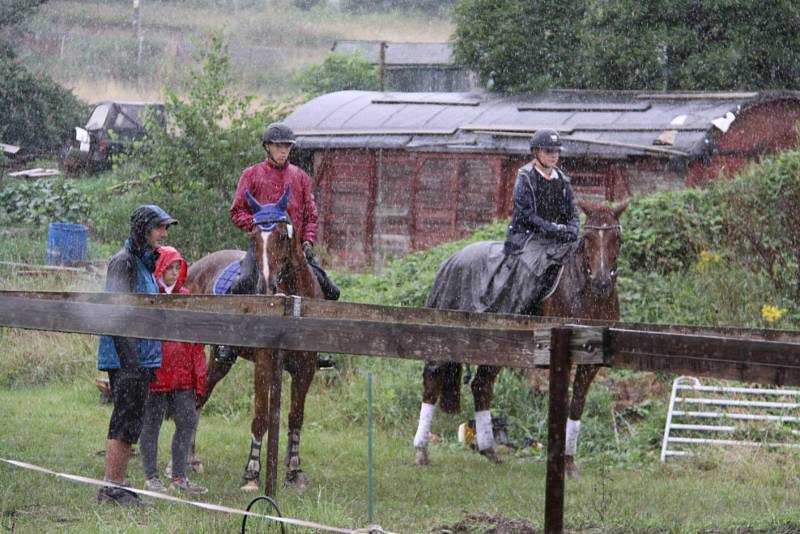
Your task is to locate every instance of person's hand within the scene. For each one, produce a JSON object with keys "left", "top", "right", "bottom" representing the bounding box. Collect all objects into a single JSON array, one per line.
[
  {"left": 302, "top": 241, "right": 314, "bottom": 261},
  {"left": 554, "top": 224, "right": 578, "bottom": 241}
]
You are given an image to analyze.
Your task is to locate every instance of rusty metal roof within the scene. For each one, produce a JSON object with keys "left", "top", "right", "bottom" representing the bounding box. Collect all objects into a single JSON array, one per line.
[
  {"left": 331, "top": 40, "right": 455, "bottom": 66},
  {"left": 284, "top": 90, "right": 800, "bottom": 159}
]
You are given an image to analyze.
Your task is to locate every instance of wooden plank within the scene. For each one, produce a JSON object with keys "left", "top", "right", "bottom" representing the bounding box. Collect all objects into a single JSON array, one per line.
[
  {"left": 0, "top": 291, "right": 544, "bottom": 330},
  {"left": 534, "top": 325, "right": 608, "bottom": 366},
  {"left": 0, "top": 295, "right": 547, "bottom": 367},
  {"left": 609, "top": 329, "right": 800, "bottom": 387}
]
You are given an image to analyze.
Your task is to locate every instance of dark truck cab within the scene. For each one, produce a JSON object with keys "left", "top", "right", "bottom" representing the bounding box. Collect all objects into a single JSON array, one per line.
[{"left": 63, "top": 100, "right": 165, "bottom": 173}]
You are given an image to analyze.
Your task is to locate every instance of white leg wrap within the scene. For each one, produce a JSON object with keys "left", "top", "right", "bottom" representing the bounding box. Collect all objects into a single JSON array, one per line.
[
  {"left": 413, "top": 403, "right": 435, "bottom": 448},
  {"left": 475, "top": 410, "right": 495, "bottom": 451},
  {"left": 565, "top": 418, "right": 581, "bottom": 456}
]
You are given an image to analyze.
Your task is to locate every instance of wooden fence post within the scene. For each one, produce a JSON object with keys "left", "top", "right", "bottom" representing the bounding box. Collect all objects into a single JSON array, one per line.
[
  {"left": 265, "top": 349, "right": 283, "bottom": 497},
  {"left": 545, "top": 327, "right": 571, "bottom": 534}
]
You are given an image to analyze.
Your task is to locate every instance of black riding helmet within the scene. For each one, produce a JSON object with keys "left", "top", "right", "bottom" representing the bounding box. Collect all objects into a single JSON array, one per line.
[
  {"left": 530, "top": 129, "right": 563, "bottom": 151},
  {"left": 262, "top": 122, "right": 296, "bottom": 146}
]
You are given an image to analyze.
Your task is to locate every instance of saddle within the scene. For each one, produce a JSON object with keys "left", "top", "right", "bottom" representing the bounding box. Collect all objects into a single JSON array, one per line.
[{"left": 212, "top": 261, "right": 241, "bottom": 296}]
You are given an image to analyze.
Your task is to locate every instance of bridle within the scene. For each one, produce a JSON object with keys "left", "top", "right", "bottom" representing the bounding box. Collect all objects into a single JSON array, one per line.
[
  {"left": 255, "top": 220, "right": 298, "bottom": 293},
  {"left": 583, "top": 223, "right": 621, "bottom": 232}
]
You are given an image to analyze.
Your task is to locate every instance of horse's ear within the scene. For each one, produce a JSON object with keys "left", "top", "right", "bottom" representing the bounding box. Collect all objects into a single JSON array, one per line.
[
  {"left": 613, "top": 198, "right": 630, "bottom": 219},
  {"left": 245, "top": 190, "right": 263, "bottom": 214},
  {"left": 577, "top": 197, "right": 598, "bottom": 215},
  {"left": 276, "top": 186, "right": 291, "bottom": 212}
]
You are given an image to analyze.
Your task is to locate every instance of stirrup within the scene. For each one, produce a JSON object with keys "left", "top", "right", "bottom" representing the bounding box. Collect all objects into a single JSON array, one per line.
[{"left": 317, "top": 354, "right": 336, "bottom": 370}]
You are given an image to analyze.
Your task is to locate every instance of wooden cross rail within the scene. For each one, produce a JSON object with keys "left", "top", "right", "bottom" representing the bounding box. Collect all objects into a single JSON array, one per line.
[
  {"left": 0, "top": 291, "right": 605, "bottom": 368},
  {"left": 1, "top": 291, "right": 799, "bottom": 384}
]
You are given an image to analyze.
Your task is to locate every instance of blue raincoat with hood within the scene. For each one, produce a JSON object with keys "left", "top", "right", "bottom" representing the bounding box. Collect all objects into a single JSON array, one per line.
[{"left": 97, "top": 205, "right": 176, "bottom": 370}]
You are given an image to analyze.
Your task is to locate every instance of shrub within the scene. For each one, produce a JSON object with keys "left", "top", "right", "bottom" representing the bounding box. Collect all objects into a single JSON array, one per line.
[
  {"left": 711, "top": 151, "right": 800, "bottom": 300},
  {"left": 294, "top": 52, "right": 380, "bottom": 99},
  {"left": 621, "top": 187, "right": 722, "bottom": 275},
  {"left": 0, "top": 177, "right": 91, "bottom": 227},
  {"left": 0, "top": 43, "right": 88, "bottom": 155}
]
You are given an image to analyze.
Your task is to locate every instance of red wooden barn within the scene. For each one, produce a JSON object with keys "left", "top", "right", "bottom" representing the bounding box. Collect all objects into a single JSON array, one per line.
[{"left": 284, "top": 90, "right": 800, "bottom": 269}]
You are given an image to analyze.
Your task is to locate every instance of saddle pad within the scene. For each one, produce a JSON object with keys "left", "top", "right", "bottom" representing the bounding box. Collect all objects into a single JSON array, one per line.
[{"left": 212, "top": 261, "right": 241, "bottom": 295}]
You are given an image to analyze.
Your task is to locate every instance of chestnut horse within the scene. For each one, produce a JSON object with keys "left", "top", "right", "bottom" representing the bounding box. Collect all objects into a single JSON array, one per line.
[
  {"left": 185, "top": 189, "right": 322, "bottom": 490},
  {"left": 413, "top": 199, "right": 627, "bottom": 477}
]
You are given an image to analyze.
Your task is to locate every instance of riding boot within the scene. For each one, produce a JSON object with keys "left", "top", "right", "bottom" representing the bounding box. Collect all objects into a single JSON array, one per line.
[
  {"left": 307, "top": 256, "right": 340, "bottom": 301},
  {"left": 217, "top": 246, "right": 259, "bottom": 363}
]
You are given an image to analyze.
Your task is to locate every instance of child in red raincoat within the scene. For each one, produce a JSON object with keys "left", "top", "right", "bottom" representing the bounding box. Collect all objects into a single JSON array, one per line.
[{"left": 139, "top": 246, "right": 208, "bottom": 494}]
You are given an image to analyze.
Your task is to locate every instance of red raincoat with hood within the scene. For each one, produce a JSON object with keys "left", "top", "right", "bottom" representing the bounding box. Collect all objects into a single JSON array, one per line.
[{"left": 149, "top": 246, "right": 206, "bottom": 396}]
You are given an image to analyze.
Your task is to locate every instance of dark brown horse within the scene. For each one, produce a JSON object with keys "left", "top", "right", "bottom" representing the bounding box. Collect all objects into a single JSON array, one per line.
[
  {"left": 185, "top": 189, "right": 322, "bottom": 490},
  {"left": 414, "top": 199, "right": 628, "bottom": 477}
]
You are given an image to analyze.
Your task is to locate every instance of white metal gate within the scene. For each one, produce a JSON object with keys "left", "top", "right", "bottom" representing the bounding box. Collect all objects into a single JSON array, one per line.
[{"left": 661, "top": 376, "right": 800, "bottom": 462}]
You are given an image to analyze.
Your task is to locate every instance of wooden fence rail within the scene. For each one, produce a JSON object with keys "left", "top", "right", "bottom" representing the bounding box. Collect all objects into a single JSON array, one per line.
[{"left": 2, "top": 291, "right": 799, "bottom": 384}]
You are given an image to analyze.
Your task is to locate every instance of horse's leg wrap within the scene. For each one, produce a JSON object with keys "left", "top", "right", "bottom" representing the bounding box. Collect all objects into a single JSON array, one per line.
[
  {"left": 243, "top": 435, "right": 262, "bottom": 482},
  {"left": 565, "top": 418, "right": 581, "bottom": 456},
  {"left": 413, "top": 403, "right": 435, "bottom": 448},
  {"left": 475, "top": 410, "right": 495, "bottom": 452},
  {"left": 284, "top": 431, "right": 301, "bottom": 470}
]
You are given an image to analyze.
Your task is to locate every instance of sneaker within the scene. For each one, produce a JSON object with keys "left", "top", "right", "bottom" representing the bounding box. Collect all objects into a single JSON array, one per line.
[
  {"left": 144, "top": 477, "right": 168, "bottom": 493},
  {"left": 170, "top": 476, "right": 208, "bottom": 494},
  {"left": 97, "top": 484, "right": 151, "bottom": 507}
]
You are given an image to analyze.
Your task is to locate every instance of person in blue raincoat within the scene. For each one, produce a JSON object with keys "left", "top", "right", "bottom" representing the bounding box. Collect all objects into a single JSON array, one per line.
[{"left": 96, "top": 204, "right": 177, "bottom": 507}]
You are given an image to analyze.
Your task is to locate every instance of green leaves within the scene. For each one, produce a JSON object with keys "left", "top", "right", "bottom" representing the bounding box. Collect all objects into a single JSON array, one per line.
[
  {"left": 294, "top": 52, "right": 380, "bottom": 99},
  {"left": 0, "top": 178, "right": 89, "bottom": 227},
  {"left": 453, "top": 0, "right": 800, "bottom": 92}
]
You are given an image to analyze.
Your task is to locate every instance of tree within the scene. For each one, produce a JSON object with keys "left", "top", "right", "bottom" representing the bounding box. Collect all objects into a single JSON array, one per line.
[
  {"left": 580, "top": 0, "right": 800, "bottom": 90},
  {"left": 453, "top": 0, "right": 586, "bottom": 93},
  {"left": 453, "top": 0, "right": 800, "bottom": 92},
  {"left": 0, "top": 0, "right": 47, "bottom": 30}
]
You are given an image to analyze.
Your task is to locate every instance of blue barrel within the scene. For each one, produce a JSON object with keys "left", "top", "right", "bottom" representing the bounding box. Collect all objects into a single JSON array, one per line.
[{"left": 46, "top": 222, "right": 88, "bottom": 266}]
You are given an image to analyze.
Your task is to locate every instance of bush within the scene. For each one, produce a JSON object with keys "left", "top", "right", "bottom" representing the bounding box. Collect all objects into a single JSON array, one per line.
[
  {"left": 711, "top": 151, "right": 800, "bottom": 300},
  {"left": 0, "top": 177, "right": 91, "bottom": 227},
  {"left": 0, "top": 43, "right": 88, "bottom": 155},
  {"left": 621, "top": 187, "right": 722, "bottom": 275},
  {"left": 294, "top": 52, "right": 380, "bottom": 99}
]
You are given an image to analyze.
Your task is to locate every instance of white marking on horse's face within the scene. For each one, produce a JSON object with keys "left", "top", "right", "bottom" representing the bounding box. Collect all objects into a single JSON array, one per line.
[
  {"left": 260, "top": 231, "right": 271, "bottom": 291},
  {"left": 598, "top": 229, "right": 605, "bottom": 276},
  {"left": 287, "top": 224, "right": 293, "bottom": 239}
]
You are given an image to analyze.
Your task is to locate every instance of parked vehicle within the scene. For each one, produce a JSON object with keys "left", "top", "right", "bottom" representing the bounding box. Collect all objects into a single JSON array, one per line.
[{"left": 61, "top": 101, "right": 165, "bottom": 173}]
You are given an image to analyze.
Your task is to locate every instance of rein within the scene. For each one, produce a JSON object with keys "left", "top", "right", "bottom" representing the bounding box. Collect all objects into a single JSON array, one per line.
[{"left": 583, "top": 223, "right": 621, "bottom": 231}]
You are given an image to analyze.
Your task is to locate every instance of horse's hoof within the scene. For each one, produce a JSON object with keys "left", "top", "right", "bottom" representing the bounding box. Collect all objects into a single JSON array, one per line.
[
  {"left": 414, "top": 446, "right": 430, "bottom": 466},
  {"left": 479, "top": 447, "right": 503, "bottom": 465},
  {"left": 565, "top": 456, "right": 580, "bottom": 480},
  {"left": 285, "top": 469, "right": 308, "bottom": 488},
  {"left": 240, "top": 479, "right": 260, "bottom": 491}
]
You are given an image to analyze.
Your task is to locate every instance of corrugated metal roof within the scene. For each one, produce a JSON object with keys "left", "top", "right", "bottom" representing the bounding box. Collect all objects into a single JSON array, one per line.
[
  {"left": 284, "top": 90, "right": 800, "bottom": 159},
  {"left": 331, "top": 40, "right": 455, "bottom": 66}
]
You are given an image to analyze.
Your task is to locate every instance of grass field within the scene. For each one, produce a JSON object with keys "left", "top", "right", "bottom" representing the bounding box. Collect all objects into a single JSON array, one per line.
[
  {"left": 14, "top": 0, "right": 455, "bottom": 102},
  {"left": 4, "top": 373, "right": 800, "bottom": 533}
]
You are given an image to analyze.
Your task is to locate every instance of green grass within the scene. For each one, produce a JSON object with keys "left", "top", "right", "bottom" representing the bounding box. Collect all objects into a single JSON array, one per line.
[{"left": 4, "top": 382, "right": 800, "bottom": 533}]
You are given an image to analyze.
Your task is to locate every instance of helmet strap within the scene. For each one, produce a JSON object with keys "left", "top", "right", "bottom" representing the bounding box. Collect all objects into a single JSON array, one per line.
[
  {"left": 533, "top": 151, "right": 554, "bottom": 175},
  {"left": 265, "top": 143, "right": 287, "bottom": 168}
]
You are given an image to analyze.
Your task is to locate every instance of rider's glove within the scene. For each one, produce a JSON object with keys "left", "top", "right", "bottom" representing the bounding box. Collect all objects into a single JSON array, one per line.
[
  {"left": 553, "top": 224, "right": 578, "bottom": 242},
  {"left": 302, "top": 241, "right": 314, "bottom": 261}
]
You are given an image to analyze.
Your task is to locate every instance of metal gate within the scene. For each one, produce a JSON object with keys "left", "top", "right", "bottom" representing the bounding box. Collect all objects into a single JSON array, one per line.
[{"left": 661, "top": 376, "right": 800, "bottom": 462}]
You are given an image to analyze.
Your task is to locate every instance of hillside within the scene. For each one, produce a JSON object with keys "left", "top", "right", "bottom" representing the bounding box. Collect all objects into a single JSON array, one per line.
[{"left": 6, "top": 0, "right": 454, "bottom": 102}]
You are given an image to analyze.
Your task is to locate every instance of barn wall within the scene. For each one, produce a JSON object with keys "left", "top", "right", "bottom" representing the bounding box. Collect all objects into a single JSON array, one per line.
[{"left": 687, "top": 99, "right": 800, "bottom": 186}]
